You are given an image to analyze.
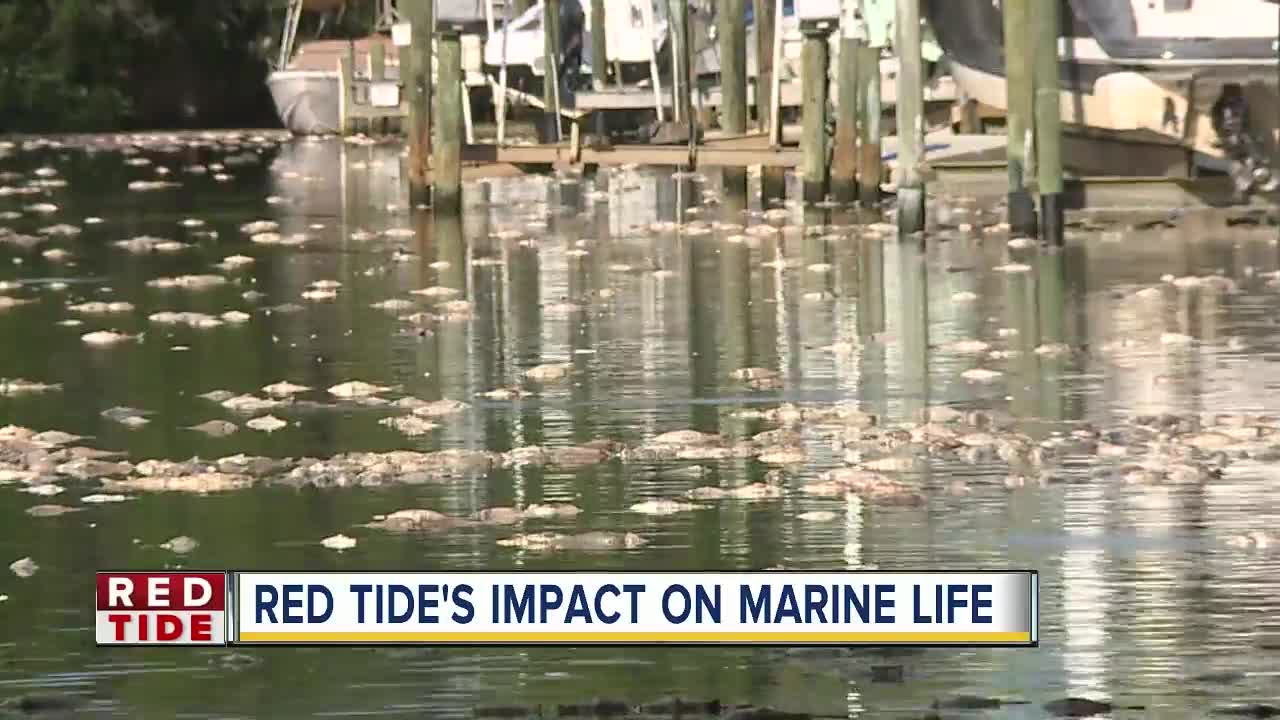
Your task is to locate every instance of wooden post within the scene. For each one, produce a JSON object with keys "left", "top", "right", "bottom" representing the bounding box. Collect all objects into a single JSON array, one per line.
[
  {"left": 758, "top": 0, "right": 785, "bottom": 201},
  {"left": 855, "top": 42, "right": 882, "bottom": 205},
  {"left": 894, "top": 0, "right": 925, "bottom": 236},
  {"left": 801, "top": 26, "right": 832, "bottom": 203},
  {"left": 434, "top": 29, "right": 464, "bottom": 214},
  {"left": 718, "top": 0, "right": 747, "bottom": 135},
  {"left": 1002, "top": 0, "right": 1036, "bottom": 235},
  {"left": 1033, "top": 0, "right": 1064, "bottom": 245},
  {"left": 406, "top": 0, "right": 433, "bottom": 206},
  {"left": 832, "top": 14, "right": 858, "bottom": 202},
  {"left": 542, "top": 0, "right": 563, "bottom": 142},
  {"left": 669, "top": 0, "right": 691, "bottom": 126},
  {"left": 591, "top": 0, "right": 607, "bottom": 91}
]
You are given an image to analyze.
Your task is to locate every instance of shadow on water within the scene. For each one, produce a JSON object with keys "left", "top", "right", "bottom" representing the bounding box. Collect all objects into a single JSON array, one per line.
[{"left": 0, "top": 136, "right": 1279, "bottom": 717}]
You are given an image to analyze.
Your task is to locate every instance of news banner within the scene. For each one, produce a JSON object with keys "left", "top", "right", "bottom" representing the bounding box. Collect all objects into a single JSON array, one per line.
[{"left": 96, "top": 571, "right": 1037, "bottom": 647}]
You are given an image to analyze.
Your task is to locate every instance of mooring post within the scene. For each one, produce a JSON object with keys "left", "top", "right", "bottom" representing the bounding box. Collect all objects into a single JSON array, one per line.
[
  {"left": 406, "top": 0, "right": 434, "bottom": 206},
  {"left": 801, "top": 23, "right": 833, "bottom": 203},
  {"left": 894, "top": 0, "right": 926, "bottom": 236},
  {"left": 542, "top": 0, "right": 563, "bottom": 142},
  {"left": 1032, "top": 0, "right": 1064, "bottom": 245},
  {"left": 397, "top": 45, "right": 411, "bottom": 135},
  {"left": 434, "top": 28, "right": 463, "bottom": 214},
  {"left": 855, "top": 42, "right": 882, "bottom": 205},
  {"left": 1002, "top": 0, "right": 1036, "bottom": 235},
  {"left": 718, "top": 0, "right": 747, "bottom": 136},
  {"left": 339, "top": 54, "right": 354, "bottom": 135},
  {"left": 832, "top": 0, "right": 859, "bottom": 203}
]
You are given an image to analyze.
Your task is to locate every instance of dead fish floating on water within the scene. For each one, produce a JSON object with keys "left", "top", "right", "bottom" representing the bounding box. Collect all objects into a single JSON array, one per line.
[
  {"left": 525, "top": 362, "right": 573, "bottom": 382},
  {"left": 187, "top": 420, "right": 238, "bottom": 438},
  {"left": 932, "top": 696, "right": 1031, "bottom": 710},
  {"left": 262, "top": 381, "right": 310, "bottom": 398},
  {"left": 498, "top": 531, "right": 648, "bottom": 552},
  {"left": 378, "top": 415, "right": 438, "bottom": 437},
  {"left": 629, "top": 499, "right": 706, "bottom": 516},
  {"left": 246, "top": 415, "right": 288, "bottom": 433},
  {"left": 101, "top": 406, "right": 152, "bottom": 427},
  {"left": 82, "top": 330, "right": 148, "bottom": 347},
  {"left": 9, "top": 556, "right": 38, "bottom": 578},
  {"left": 25, "top": 503, "right": 81, "bottom": 518},
  {"left": 328, "top": 381, "right": 396, "bottom": 399},
  {"left": 160, "top": 535, "right": 199, "bottom": 554},
  {"left": 321, "top": 533, "right": 357, "bottom": 551},
  {"left": 0, "top": 378, "right": 61, "bottom": 396}
]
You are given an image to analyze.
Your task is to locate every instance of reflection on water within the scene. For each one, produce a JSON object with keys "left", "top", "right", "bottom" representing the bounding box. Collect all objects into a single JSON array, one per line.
[{"left": 1, "top": 135, "right": 1280, "bottom": 717}]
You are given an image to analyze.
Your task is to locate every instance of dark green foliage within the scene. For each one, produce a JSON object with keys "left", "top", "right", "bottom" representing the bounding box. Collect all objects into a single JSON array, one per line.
[{"left": 0, "top": 0, "right": 378, "bottom": 133}]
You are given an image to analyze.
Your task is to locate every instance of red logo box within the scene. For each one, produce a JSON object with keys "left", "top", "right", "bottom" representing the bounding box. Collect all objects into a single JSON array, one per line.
[{"left": 96, "top": 572, "right": 227, "bottom": 646}]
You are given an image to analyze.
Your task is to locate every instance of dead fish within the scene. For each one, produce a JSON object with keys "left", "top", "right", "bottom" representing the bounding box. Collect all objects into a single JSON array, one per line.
[
  {"left": 24, "top": 504, "right": 81, "bottom": 518},
  {"left": 0, "top": 379, "right": 62, "bottom": 396},
  {"left": 80, "top": 493, "right": 130, "bottom": 504},
  {"left": 9, "top": 556, "right": 38, "bottom": 578},
  {"left": 127, "top": 180, "right": 180, "bottom": 191},
  {"left": 186, "top": 420, "right": 238, "bottom": 437},
  {"left": 961, "top": 368, "right": 1002, "bottom": 383},
  {"left": 146, "top": 274, "right": 227, "bottom": 290},
  {"left": 549, "top": 531, "right": 648, "bottom": 551},
  {"left": 797, "top": 510, "right": 838, "bottom": 522},
  {"left": 378, "top": 416, "right": 438, "bottom": 436},
  {"left": 412, "top": 399, "right": 469, "bottom": 417},
  {"left": 321, "top": 534, "right": 357, "bottom": 551},
  {"left": 221, "top": 395, "right": 282, "bottom": 413},
  {"left": 240, "top": 220, "right": 278, "bottom": 234},
  {"left": 68, "top": 301, "right": 134, "bottom": 314},
  {"left": 629, "top": 499, "right": 705, "bottom": 516},
  {"left": 0, "top": 296, "right": 35, "bottom": 311},
  {"left": 160, "top": 536, "right": 199, "bottom": 554},
  {"left": 21, "top": 483, "right": 63, "bottom": 496},
  {"left": 521, "top": 503, "right": 581, "bottom": 519},
  {"left": 81, "top": 330, "right": 141, "bottom": 347},
  {"left": 101, "top": 406, "right": 152, "bottom": 425},
  {"left": 366, "top": 508, "right": 473, "bottom": 532},
  {"left": 103, "top": 472, "right": 252, "bottom": 493},
  {"left": 328, "top": 381, "right": 395, "bottom": 398},
  {"left": 651, "top": 430, "right": 722, "bottom": 447},
  {"left": 221, "top": 311, "right": 251, "bottom": 324},
  {"left": 473, "top": 507, "right": 524, "bottom": 525},
  {"left": 525, "top": 362, "right": 573, "bottom": 382},
  {"left": 198, "top": 390, "right": 237, "bottom": 403},
  {"left": 30, "top": 430, "right": 83, "bottom": 446},
  {"left": 216, "top": 255, "right": 255, "bottom": 271},
  {"left": 245, "top": 415, "right": 288, "bottom": 433}
]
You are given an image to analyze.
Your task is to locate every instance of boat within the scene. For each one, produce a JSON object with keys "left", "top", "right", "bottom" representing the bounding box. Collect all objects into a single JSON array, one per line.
[
  {"left": 923, "top": 0, "right": 1280, "bottom": 194},
  {"left": 268, "top": 0, "right": 488, "bottom": 135}
]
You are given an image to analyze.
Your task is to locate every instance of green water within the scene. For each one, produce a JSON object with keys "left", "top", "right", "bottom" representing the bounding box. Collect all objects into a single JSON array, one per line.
[{"left": 1, "top": 133, "right": 1279, "bottom": 718}]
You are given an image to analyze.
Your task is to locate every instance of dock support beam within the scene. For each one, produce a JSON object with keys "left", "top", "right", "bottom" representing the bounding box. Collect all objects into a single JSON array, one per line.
[
  {"left": 718, "top": 0, "right": 747, "bottom": 136},
  {"left": 801, "top": 25, "right": 833, "bottom": 203},
  {"left": 1033, "top": 0, "right": 1064, "bottom": 245},
  {"left": 855, "top": 42, "right": 882, "bottom": 206},
  {"left": 434, "top": 29, "right": 464, "bottom": 214},
  {"left": 894, "top": 0, "right": 926, "bottom": 235},
  {"left": 832, "top": 10, "right": 858, "bottom": 203},
  {"left": 406, "top": 0, "right": 433, "bottom": 207},
  {"left": 1002, "top": 0, "right": 1036, "bottom": 235}
]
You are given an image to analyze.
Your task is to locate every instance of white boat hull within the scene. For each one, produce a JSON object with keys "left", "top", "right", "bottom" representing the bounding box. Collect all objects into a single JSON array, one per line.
[{"left": 268, "top": 70, "right": 341, "bottom": 135}]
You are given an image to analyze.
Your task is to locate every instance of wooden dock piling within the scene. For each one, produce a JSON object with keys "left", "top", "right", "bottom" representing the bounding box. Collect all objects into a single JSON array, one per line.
[
  {"left": 542, "top": 0, "right": 563, "bottom": 142},
  {"left": 855, "top": 42, "right": 882, "bottom": 205},
  {"left": 801, "top": 25, "right": 833, "bottom": 203},
  {"left": 718, "top": 0, "right": 747, "bottom": 136},
  {"left": 370, "top": 43, "right": 387, "bottom": 134},
  {"left": 1002, "top": 0, "right": 1036, "bottom": 235},
  {"left": 757, "top": 0, "right": 786, "bottom": 201},
  {"left": 832, "top": 10, "right": 859, "bottom": 203},
  {"left": 893, "top": 0, "right": 926, "bottom": 235},
  {"left": 590, "top": 0, "right": 608, "bottom": 139},
  {"left": 1033, "top": 0, "right": 1064, "bottom": 245},
  {"left": 406, "top": 0, "right": 434, "bottom": 206},
  {"left": 434, "top": 29, "right": 464, "bottom": 213}
]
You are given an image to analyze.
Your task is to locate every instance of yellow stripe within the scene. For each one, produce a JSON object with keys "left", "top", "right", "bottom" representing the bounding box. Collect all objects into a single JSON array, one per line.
[{"left": 238, "top": 631, "right": 1031, "bottom": 643}]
